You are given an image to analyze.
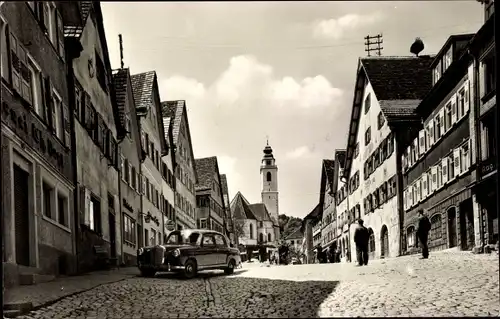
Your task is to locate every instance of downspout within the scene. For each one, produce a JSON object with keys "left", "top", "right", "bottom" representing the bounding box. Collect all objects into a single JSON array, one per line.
[
  {"left": 65, "top": 37, "right": 83, "bottom": 274},
  {"left": 472, "top": 55, "right": 485, "bottom": 249},
  {"left": 394, "top": 128, "right": 405, "bottom": 257}
]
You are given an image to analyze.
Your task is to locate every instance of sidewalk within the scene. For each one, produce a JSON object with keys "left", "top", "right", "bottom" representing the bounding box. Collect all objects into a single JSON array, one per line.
[{"left": 3, "top": 267, "right": 139, "bottom": 316}]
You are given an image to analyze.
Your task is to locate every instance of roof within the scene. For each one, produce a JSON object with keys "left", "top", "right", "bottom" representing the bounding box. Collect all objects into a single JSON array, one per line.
[
  {"left": 62, "top": 2, "right": 92, "bottom": 39},
  {"left": 220, "top": 174, "right": 229, "bottom": 195},
  {"left": 285, "top": 228, "right": 304, "bottom": 241},
  {"left": 162, "top": 116, "right": 172, "bottom": 145},
  {"left": 161, "top": 100, "right": 183, "bottom": 144},
  {"left": 430, "top": 34, "right": 475, "bottom": 68},
  {"left": 195, "top": 157, "right": 218, "bottom": 191},
  {"left": 361, "top": 56, "right": 434, "bottom": 102},
  {"left": 111, "top": 69, "right": 128, "bottom": 130},
  {"left": 379, "top": 100, "right": 422, "bottom": 124},
  {"left": 230, "top": 192, "right": 257, "bottom": 220},
  {"left": 130, "top": 71, "right": 156, "bottom": 110},
  {"left": 248, "top": 203, "right": 272, "bottom": 222}
]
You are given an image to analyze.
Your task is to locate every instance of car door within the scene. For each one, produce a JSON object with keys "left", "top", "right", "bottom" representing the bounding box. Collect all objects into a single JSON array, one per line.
[
  {"left": 198, "top": 234, "right": 218, "bottom": 268},
  {"left": 214, "top": 234, "right": 229, "bottom": 265}
]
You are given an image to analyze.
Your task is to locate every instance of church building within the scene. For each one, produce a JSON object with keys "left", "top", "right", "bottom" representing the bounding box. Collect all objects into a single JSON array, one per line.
[{"left": 231, "top": 141, "right": 281, "bottom": 260}]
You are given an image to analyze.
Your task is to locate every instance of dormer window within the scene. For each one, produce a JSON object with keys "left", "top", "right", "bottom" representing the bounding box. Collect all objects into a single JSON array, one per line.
[
  {"left": 433, "top": 61, "right": 442, "bottom": 85},
  {"left": 443, "top": 47, "right": 453, "bottom": 72}
]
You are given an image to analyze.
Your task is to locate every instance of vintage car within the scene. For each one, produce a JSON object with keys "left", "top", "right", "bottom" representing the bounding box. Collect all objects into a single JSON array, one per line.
[{"left": 137, "top": 229, "right": 242, "bottom": 279}]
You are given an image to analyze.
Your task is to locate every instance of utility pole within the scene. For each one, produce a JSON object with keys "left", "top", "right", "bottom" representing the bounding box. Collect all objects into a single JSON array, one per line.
[
  {"left": 119, "top": 34, "right": 124, "bottom": 69},
  {"left": 364, "top": 34, "right": 383, "bottom": 57}
]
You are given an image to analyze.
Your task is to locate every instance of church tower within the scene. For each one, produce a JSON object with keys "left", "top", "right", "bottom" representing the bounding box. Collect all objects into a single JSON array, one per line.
[{"left": 260, "top": 140, "right": 279, "bottom": 222}]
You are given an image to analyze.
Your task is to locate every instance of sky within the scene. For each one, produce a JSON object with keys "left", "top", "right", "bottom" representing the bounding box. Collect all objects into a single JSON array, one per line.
[{"left": 101, "top": 1, "right": 483, "bottom": 219}]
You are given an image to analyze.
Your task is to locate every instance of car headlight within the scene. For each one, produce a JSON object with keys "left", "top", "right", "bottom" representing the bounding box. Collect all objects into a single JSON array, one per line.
[
  {"left": 138, "top": 248, "right": 144, "bottom": 255},
  {"left": 172, "top": 249, "right": 181, "bottom": 257}
]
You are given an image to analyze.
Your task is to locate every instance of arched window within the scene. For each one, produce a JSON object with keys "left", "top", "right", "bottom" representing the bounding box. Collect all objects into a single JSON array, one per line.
[
  {"left": 407, "top": 226, "right": 415, "bottom": 249},
  {"left": 249, "top": 224, "right": 254, "bottom": 239},
  {"left": 430, "top": 214, "right": 442, "bottom": 241},
  {"left": 266, "top": 172, "right": 272, "bottom": 182},
  {"left": 268, "top": 233, "right": 272, "bottom": 242},
  {"left": 368, "top": 228, "right": 375, "bottom": 252},
  {"left": 259, "top": 233, "right": 264, "bottom": 243}
]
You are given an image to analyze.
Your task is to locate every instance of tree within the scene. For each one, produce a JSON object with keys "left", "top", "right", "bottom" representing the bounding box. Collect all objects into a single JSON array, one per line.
[{"left": 232, "top": 218, "right": 246, "bottom": 245}]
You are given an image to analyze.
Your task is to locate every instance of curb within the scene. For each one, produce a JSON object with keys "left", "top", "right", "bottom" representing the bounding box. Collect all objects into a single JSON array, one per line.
[{"left": 3, "top": 276, "right": 132, "bottom": 318}]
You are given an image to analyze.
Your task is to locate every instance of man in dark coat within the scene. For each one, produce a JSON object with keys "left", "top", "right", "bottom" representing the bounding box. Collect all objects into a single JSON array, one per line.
[
  {"left": 416, "top": 209, "right": 432, "bottom": 259},
  {"left": 354, "top": 219, "right": 370, "bottom": 266}
]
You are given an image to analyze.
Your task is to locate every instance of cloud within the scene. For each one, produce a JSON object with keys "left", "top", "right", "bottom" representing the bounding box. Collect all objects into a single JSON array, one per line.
[
  {"left": 286, "top": 146, "right": 312, "bottom": 159},
  {"left": 312, "top": 12, "right": 383, "bottom": 40},
  {"left": 160, "top": 75, "right": 206, "bottom": 102},
  {"left": 271, "top": 75, "right": 343, "bottom": 108}
]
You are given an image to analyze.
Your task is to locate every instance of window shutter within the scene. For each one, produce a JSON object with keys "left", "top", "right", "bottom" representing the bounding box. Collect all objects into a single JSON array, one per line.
[
  {"left": 441, "top": 158, "right": 448, "bottom": 184},
  {"left": 422, "top": 174, "right": 428, "bottom": 198},
  {"left": 387, "top": 134, "right": 394, "bottom": 156},
  {"left": 56, "top": 11, "right": 64, "bottom": 58},
  {"left": 464, "top": 80, "right": 470, "bottom": 115},
  {"left": 439, "top": 108, "right": 445, "bottom": 134},
  {"left": 451, "top": 94, "right": 457, "bottom": 124},
  {"left": 419, "top": 130, "right": 426, "bottom": 154},
  {"left": 407, "top": 146, "right": 412, "bottom": 166},
  {"left": 428, "top": 119, "right": 435, "bottom": 145},
  {"left": 9, "top": 32, "right": 21, "bottom": 93},
  {"left": 142, "top": 175, "right": 146, "bottom": 196},
  {"left": 44, "top": 77, "right": 55, "bottom": 130},
  {"left": 62, "top": 103, "right": 71, "bottom": 147},
  {"left": 83, "top": 187, "right": 91, "bottom": 226},
  {"left": 453, "top": 148, "right": 461, "bottom": 177},
  {"left": 413, "top": 139, "right": 419, "bottom": 159},
  {"left": 431, "top": 166, "right": 437, "bottom": 191}
]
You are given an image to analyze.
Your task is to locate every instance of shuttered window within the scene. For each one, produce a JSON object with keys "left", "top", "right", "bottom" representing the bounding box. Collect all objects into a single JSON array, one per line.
[{"left": 10, "top": 33, "right": 32, "bottom": 103}]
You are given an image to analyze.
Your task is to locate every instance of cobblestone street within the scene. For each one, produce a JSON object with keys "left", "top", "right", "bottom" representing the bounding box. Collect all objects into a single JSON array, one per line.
[{"left": 9, "top": 251, "right": 500, "bottom": 318}]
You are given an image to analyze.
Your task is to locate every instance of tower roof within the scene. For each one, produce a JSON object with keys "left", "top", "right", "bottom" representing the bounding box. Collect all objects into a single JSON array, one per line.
[{"left": 262, "top": 139, "right": 275, "bottom": 160}]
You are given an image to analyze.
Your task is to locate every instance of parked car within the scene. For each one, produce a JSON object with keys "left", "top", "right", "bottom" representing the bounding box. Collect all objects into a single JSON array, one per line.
[{"left": 137, "top": 229, "right": 242, "bottom": 279}]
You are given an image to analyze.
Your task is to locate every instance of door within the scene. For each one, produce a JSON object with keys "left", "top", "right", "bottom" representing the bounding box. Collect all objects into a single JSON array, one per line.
[
  {"left": 144, "top": 229, "right": 149, "bottom": 247},
  {"left": 381, "top": 225, "right": 389, "bottom": 258},
  {"left": 137, "top": 224, "right": 143, "bottom": 248},
  {"left": 448, "top": 208, "right": 457, "bottom": 248},
  {"left": 14, "top": 164, "right": 30, "bottom": 266},
  {"left": 214, "top": 234, "right": 229, "bottom": 265},
  {"left": 108, "top": 213, "right": 116, "bottom": 258},
  {"left": 198, "top": 234, "right": 218, "bottom": 267}
]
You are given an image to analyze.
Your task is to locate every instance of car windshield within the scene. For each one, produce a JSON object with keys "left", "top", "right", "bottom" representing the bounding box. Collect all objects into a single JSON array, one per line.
[{"left": 166, "top": 230, "right": 200, "bottom": 245}]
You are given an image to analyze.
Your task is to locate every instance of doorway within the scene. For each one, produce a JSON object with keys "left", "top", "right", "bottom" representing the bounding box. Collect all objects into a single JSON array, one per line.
[
  {"left": 380, "top": 225, "right": 389, "bottom": 258},
  {"left": 459, "top": 200, "right": 475, "bottom": 251},
  {"left": 14, "top": 164, "right": 30, "bottom": 266},
  {"left": 447, "top": 207, "right": 457, "bottom": 248},
  {"left": 108, "top": 212, "right": 116, "bottom": 259}
]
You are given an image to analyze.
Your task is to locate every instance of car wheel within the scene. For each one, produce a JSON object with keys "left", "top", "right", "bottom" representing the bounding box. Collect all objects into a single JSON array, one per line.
[
  {"left": 183, "top": 259, "right": 197, "bottom": 279},
  {"left": 140, "top": 268, "right": 156, "bottom": 277},
  {"left": 224, "top": 259, "right": 235, "bottom": 275}
]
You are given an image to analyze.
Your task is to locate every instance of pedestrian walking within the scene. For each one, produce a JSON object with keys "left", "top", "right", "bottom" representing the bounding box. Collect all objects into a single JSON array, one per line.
[
  {"left": 354, "top": 219, "right": 370, "bottom": 266},
  {"left": 416, "top": 209, "right": 431, "bottom": 259}
]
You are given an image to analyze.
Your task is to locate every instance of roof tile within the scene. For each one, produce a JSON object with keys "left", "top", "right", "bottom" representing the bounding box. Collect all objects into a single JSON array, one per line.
[
  {"left": 130, "top": 71, "right": 156, "bottom": 110},
  {"left": 195, "top": 157, "right": 218, "bottom": 191},
  {"left": 111, "top": 69, "right": 129, "bottom": 129},
  {"left": 230, "top": 192, "right": 257, "bottom": 220}
]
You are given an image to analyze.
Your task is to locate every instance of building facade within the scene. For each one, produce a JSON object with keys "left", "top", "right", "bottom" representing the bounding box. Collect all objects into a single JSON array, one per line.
[
  {"left": 342, "top": 56, "right": 433, "bottom": 262},
  {"left": 162, "top": 100, "right": 197, "bottom": 230},
  {"left": 401, "top": 35, "right": 477, "bottom": 255},
  {"left": 220, "top": 174, "right": 236, "bottom": 245},
  {"left": 1, "top": 1, "right": 79, "bottom": 285},
  {"left": 470, "top": 3, "right": 497, "bottom": 249},
  {"left": 112, "top": 68, "right": 142, "bottom": 265},
  {"left": 319, "top": 159, "right": 336, "bottom": 251},
  {"left": 160, "top": 108, "right": 176, "bottom": 241},
  {"left": 131, "top": 71, "right": 168, "bottom": 247},
  {"left": 195, "top": 157, "right": 226, "bottom": 233},
  {"left": 68, "top": 2, "right": 123, "bottom": 273},
  {"left": 333, "top": 150, "right": 349, "bottom": 259},
  {"left": 301, "top": 204, "right": 321, "bottom": 264}
]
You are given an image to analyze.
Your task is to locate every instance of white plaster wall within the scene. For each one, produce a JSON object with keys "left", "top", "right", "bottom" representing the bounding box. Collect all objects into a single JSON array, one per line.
[
  {"left": 238, "top": 219, "right": 257, "bottom": 246},
  {"left": 348, "top": 81, "right": 400, "bottom": 260}
]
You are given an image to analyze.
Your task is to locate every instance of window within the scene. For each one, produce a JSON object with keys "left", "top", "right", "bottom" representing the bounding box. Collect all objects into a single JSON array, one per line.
[
  {"left": 442, "top": 157, "right": 449, "bottom": 184},
  {"left": 430, "top": 214, "right": 442, "bottom": 241},
  {"left": 436, "top": 164, "right": 442, "bottom": 189},
  {"left": 199, "top": 218, "right": 207, "bottom": 229},
  {"left": 427, "top": 119, "right": 435, "bottom": 147},
  {"left": 1, "top": 17, "right": 8, "bottom": 80},
  {"left": 89, "top": 196, "right": 101, "bottom": 233},
  {"left": 354, "top": 142, "right": 359, "bottom": 159},
  {"left": 43, "top": 182, "right": 53, "bottom": 218},
  {"left": 266, "top": 172, "right": 272, "bottom": 182},
  {"left": 444, "top": 102, "right": 452, "bottom": 132},
  {"left": 482, "top": 52, "right": 496, "bottom": 97},
  {"left": 151, "top": 229, "right": 156, "bottom": 246},
  {"left": 443, "top": 47, "right": 453, "bottom": 71},
  {"left": 434, "top": 112, "right": 442, "bottom": 139},
  {"left": 364, "top": 93, "right": 371, "bottom": 114},
  {"left": 57, "top": 193, "right": 67, "bottom": 227},
  {"left": 407, "top": 226, "right": 415, "bottom": 248},
  {"left": 124, "top": 159, "right": 130, "bottom": 184},
  {"left": 365, "top": 127, "right": 371, "bottom": 145},
  {"left": 214, "top": 234, "right": 226, "bottom": 247},
  {"left": 268, "top": 233, "right": 272, "bottom": 242},
  {"left": 123, "top": 214, "right": 136, "bottom": 244},
  {"left": 433, "top": 61, "right": 442, "bottom": 85},
  {"left": 55, "top": 9, "right": 64, "bottom": 58},
  {"left": 266, "top": 160, "right": 271, "bottom": 165},
  {"left": 52, "top": 91, "right": 64, "bottom": 141},
  {"left": 95, "top": 50, "right": 107, "bottom": 91},
  {"left": 377, "top": 112, "right": 385, "bottom": 130},
  {"left": 461, "top": 141, "right": 470, "bottom": 173},
  {"left": 249, "top": 223, "right": 254, "bottom": 239},
  {"left": 202, "top": 234, "right": 215, "bottom": 246},
  {"left": 453, "top": 148, "right": 461, "bottom": 177}
]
